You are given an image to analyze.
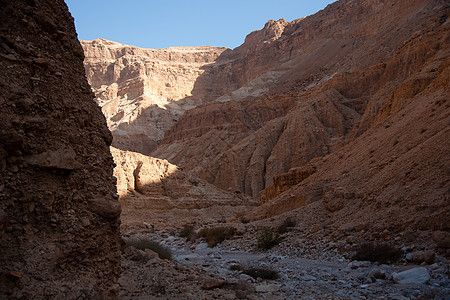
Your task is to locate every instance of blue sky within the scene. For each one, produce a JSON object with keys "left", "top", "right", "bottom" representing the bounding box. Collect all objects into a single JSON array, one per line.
[{"left": 65, "top": 0, "right": 336, "bottom": 49}]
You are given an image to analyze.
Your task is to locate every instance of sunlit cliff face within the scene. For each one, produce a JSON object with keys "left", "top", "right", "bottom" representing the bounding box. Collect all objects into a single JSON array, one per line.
[{"left": 82, "top": 39, "right": 229, "bottom": 147}]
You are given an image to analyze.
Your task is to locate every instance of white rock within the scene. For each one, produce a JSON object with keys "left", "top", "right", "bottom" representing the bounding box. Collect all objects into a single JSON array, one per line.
[
  {"left": 392, "top": 267, "right": 430, "bottom": 284},
  {"left": 239, "top": 274, "right": 254, "bottom": 282},
  {"left": 195, "top": 243, "right": 208, "bottom": 251},
  {"left": 348, "top": 261, "right": 360, "bottom": 269}
]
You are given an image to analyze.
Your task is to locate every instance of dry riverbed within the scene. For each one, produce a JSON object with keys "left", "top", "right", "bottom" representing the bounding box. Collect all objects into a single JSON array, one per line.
[{"left": 118, "top": 227, "right": 449, "bottom": 299}]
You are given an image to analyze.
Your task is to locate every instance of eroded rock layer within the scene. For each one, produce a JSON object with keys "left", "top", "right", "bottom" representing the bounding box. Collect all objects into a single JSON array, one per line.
[
  {"left": 0, "top": 0, "right": 121, "bottom": 298},
  {"left": 111, "top": 147, "right": 250, "bottom": 212},
  {"left": 151, "top": 0, "right": 449, "bottom": 202},
  {"left": 81, "top": 39, "right": 233, "bottom": 155}
]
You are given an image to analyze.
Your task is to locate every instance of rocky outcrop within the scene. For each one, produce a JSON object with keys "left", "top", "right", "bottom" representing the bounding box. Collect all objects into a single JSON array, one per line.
[
  {"left": 0, "top": 0, "right": 120, "bottom": 299},
  {"left": 259, "top": 166, "right": 316, "bottom": 203},
  {"left": 111, "top": 147, "right": 249, "bottom": 213}
]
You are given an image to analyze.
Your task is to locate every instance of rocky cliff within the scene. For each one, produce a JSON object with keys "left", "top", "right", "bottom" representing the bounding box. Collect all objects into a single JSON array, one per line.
[
  {"left": 0, "top": 0, "right": 121, "bottom": 298},
  {"left": 81, "top": 39, "right": 234, "bottom": 155},
  {"left": 111, "top": 147, "right": 250, "bottom": 211},
  {"left": 83, "top": 0, "right": 449, "bottom": 247},
  {"left": 152, "top": 0, "right": 449, "bottom": 201}
]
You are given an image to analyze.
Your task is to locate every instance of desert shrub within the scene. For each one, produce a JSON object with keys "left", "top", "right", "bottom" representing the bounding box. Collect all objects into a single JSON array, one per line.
[
  {"left": 179, "top": 224, "right": 195, "bottom": 240},
  {"left": 257, "top": 229, "right": 283, "bottom": 250},
  {"left": 197, "top": 226, "right": 235, "bottom": 247},
  {"left": 123, "top": 238, "right": 172, "bottom": 260},
  {"left": 278, "top": 217, "right": 296, "bottom": 233},
  {"left": 352, "top": 242, "right": 402, "bottom": 264},
  {"left": 243, "top": 268, "right": 279, "bottom": 280}
]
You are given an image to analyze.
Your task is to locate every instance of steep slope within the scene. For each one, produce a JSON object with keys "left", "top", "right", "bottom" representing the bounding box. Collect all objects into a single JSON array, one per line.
[
  {"left": 0, "top": 0, "right": 121, "bottom": 298},
  {"left": 239, "top": 10, "right": 450, "bottom": 249}
]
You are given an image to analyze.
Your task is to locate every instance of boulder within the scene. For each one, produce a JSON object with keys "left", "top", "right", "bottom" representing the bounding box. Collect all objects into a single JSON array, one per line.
[
  {"left": 124, "top": 246, "right": 148, "bottom": 261},
  {"left": 432, "top": 231, "right": 450, "bottom": 249},
  {"left": 202, "top": 279, "right": 226, "bottom": 290},
  {"left": 392, "top": 267, "right": 430, "bottom": 284},
  {"left": 405, "top": 250, "right": 435, "bottom": 264}
]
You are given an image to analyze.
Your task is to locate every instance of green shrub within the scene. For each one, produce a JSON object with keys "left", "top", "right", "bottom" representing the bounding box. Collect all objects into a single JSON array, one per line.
[
  {"left": 257, "top": 229, "right": 283, "bottom": 250},
  {"left": 197, "top": 227, "right": 235, "bottom": 247},
  {"left": 123, "top": 238, "right": 172, "bottom": 260},
  {"left": 352, "top": 242, "right": 402, "bottom": 264},
  {"left": 243, "top": 268, "right": 279, "bottom": 280}
]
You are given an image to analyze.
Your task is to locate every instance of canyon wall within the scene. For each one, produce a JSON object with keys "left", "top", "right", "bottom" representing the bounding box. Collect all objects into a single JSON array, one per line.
[
  {"left": 153, "top": 0, "right": 449, "bottom": 199},
  {"left": 111, "top": 147, "right": 250, "bottom": 212},
  {"left": 0, "top": 0, "right": 121, "bottom": 298},
  {"left": 81, "top": 39, "right": 235, "bottom": 155},
  {"left": 82, "top": 0, "right": 449, "bottom": 243}
]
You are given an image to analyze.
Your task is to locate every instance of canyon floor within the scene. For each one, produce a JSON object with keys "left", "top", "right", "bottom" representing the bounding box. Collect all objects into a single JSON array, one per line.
[{"left": 118, "top": 209, "right": 450, "bottom": 299}]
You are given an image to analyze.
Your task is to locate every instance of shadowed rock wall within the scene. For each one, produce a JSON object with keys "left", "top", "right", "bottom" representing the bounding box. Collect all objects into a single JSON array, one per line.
[{"left": 0, "top": 0, "right": 121, "bottom": 298}]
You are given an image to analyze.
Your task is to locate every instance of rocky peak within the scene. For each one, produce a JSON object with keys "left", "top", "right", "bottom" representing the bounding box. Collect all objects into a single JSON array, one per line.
[{"left": 238, "top": 18, "right": 288, "bottom": 53}]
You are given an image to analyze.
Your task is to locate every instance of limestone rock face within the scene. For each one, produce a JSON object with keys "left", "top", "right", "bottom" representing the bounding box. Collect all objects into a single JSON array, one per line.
[
  {"left": 81, "top": 39, "right": 234, "bottom": 154},
  {"left": 111, "top": 147, "right": 248, "bottom": 213},
  {"left": 0, "top": 0, "right": 120, "bottom": 299}
]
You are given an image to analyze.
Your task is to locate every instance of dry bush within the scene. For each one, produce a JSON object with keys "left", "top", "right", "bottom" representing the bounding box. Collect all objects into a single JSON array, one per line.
[
  {"left": 179, "top": 224, "right": 196, "bottom": 241},
  {"left": 123, "top": 238, "right": 172, "bottom": 260},
  {"left": 243, "top": 268, "right": 279, "bottom": 280},
  {"left": 197, "top": 227, "right": 235, "bottom": 247},
  {"left": 353, "top": 242, "right": 402, "bottom": 263},
  {"left": 257, "top": 229, "right": 283, "bottom": 250}
]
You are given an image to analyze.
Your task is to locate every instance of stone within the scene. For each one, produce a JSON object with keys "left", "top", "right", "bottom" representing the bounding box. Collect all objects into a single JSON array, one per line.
[
  {"left": 111, "top": 147, "right": 245, "bottom": 213},
  {"left": 25, "top": 147, "right": 81, "bottom": 170},
  {"left": 432, "top": 231, "right": 450, "bottom": 249},
  {"left": 124, "top": 246, "right": 148, "bottom": 261},
  {"left": 202, "top": 279, "right": 226, "bottom": 290},
  {"left": 368, "top": 268, "right": 387, "bottom": 280},
  {"left": 0, "top": 209, "right": 7, "bottom": 226},
  {"left": 9, "top": 271, "right": 23, "bottom": 279},
  {"left": 405, "top": 250, "right": 435, "bottom": 264},
  {"left": 0, "top": 1, "right": 121, "bottom": 299},
  {"left": 239, "top": 274, "right": 254, "bottom": 282},
  {"left": 255, "top": 284, "right": 279, "bottom": 293},
  {"left": 81, "top": 39, "right": 230, "bottom": 155},
  {"left": 88, "top": 197, "right": 121, "bottom": 219},
  {"left": 348, "top": 261, "right": 361, "bottom": 269},
  {"left": 392, "top": 267, "right": 430, "bottom": 285},
  {"left": 144, "top": 249, "right": 159, "bottom": 260}
]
